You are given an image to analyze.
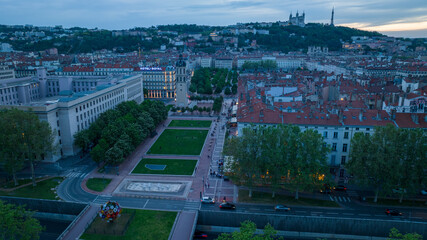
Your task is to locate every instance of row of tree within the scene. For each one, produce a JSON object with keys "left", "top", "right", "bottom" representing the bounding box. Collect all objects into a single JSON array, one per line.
[
  {"left": 74, "top": 100, "right": 168, "bottom": 166},
  {"left": 0, "top": 109, "right": 55, "bottom": 186},
  {"left": 189, "top": 68, "right": 237, "bottom": 95},
  {"left": 224, "top": 125, "right": 329, "bottom": 199},
  {"left": 217, "top": 220, "right": 422, "bottom": 240},
  {"left": 170, "top": 106, "right": 211, "bottom": 113},
  {"left": 348, "top": 124, "right": 426, "bottom": 203}
]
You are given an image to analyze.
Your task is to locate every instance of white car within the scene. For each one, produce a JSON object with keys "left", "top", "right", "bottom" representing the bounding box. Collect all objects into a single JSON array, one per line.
[{"left": 201, "top": 197, "right": 215, "bottom": 204}]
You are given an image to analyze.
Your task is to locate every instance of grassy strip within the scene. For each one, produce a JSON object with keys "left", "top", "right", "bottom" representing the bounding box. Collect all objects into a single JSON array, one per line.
[
  {"left": 86, "top": 178, "right": 112, "bottom": 192},
  {"left": 132, "top": 158, "right": 197, "bottom": 175},
  {"left": 0, "top": 177, "right": 64, "bottom": 200},
  {"left": 239, "top": 189, "right": 340, "bottom": 208},
  {"left": 147, "top": 129, "right": 208, "bottom": 155},
  {"left": 81, "top": 209, "right": 177, "bottom": 240},
  {"left": 168, "top": 120, "right": 212, "bottom": 128}
]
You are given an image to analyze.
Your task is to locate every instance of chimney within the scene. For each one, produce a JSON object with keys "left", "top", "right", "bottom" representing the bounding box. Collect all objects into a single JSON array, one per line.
[
  {"left": 376, "top": 110, "right": 381, "bottom": 121},
  {"left": 359, "top": 110, "right": 363, "bottom": 122},
  {"left": 338, "top": 109, "right": 343, "bottom": 124}
]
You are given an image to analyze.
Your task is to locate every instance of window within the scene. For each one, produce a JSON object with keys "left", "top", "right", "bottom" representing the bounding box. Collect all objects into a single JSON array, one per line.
[
  {"left": 343, "top": 144, "right": 348, "bottom": 152},
  {"left": 366, "top": 128, "right": 370, "bottom": 131},
  {"left": 331, "top": 155, "right": 336, "bottom": 165},
  {"left": 332, "top": 143, "right": 337, "bottom": 151},
  {"left": 344, "top": 132, "right": 349, "bottom": 139},
  {"left": 341, "top": 156, "right": 346, "bottom": 165},
  {"left": 356, "top": 128, "right": 359, "bottom": 131},
  {"left": 333, "top": 132, "right": 338, "bottom": 138},
  {"left": 339, "top": 169, "right": 345, "bottom": 177},
  {"left": 323, "top": 131, "right": 328, "bottom": 138}
]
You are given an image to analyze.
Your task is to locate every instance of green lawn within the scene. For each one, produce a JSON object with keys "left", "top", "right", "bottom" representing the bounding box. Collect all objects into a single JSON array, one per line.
[
  {"left": 81, "top": 209, "right": 177, "bottom": 240},
  {"left": 132, "top": 158, "right": 197, "bottom": 175},
  {"left": 168, "top": 120, "right": 212, "bottom": 128},
  {"left": 238, "top": 190, "right": 340, "bottom": 208},
  {"left": 147, "top": 129, "right": 208, "bottom": 155},
  {"left": 86, "top": 178, "right": 112, "bottom": 192},
  {"left": 0, "top": 177, "right": 64, "bottom": 200}
]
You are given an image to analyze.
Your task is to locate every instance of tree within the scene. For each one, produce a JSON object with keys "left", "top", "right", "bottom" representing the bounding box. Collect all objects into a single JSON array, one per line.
[
  {"left": 388, "top": 228, "right": 422, "bottom": 240},
  {"left": 224, "top": 126, "right": 261, "bottom": 197},
  {"left": 0, "top": 200, "right": 43, "bottom": 240},
  {"left": 0, "top": 109, "right": 55, "bottom": 187},
  {"left": 104, "top": 145, "right": 124, "bottom": 165},
  {"left": 74, "top": 130, "right": 91, "bottom": 153},
  {"left": 232, "top": 84, "right": 238, "bottom": 94},
  {"left": 346, "top": 124, "right": 420, "bottom": 202},
  {"left": 217, "top": 220, "right": 283, "bottom": 240},
  {"left": 90, "top": 138, "right": 109, "bottom": 165},
  {"left": 224, "top": 87, "right": 231, "bottom": 95}
]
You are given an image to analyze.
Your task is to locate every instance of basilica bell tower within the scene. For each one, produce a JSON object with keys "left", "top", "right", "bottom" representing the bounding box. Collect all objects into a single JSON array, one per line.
[{"left": 175, "top": 54, "right": 188, "bottom": 107}]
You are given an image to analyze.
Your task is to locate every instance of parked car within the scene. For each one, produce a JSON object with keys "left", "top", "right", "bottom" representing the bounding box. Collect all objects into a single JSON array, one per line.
[
  {"left": 335, "top": 185, "right": 347, "bottom": 191},
  {"left": 385, "top": 209, "right": 403, "bottom": 216},
  {"left": 219, "top": 202, "right": 236, "bottom": 210},
  {"left": 320, "top": 184, "right": 333, "bottom": 194},
  {"left": 193, "top": 230, "right": 208, "bottom": 239},
  {"left": 274, "top": 204, "right": 290, "bottom": 212},
  {"left": 420, "top": 190, "right": 427, "bottom": 196},
  {"left": 201, "top": 197, "right": 215, "bottom": 204}
]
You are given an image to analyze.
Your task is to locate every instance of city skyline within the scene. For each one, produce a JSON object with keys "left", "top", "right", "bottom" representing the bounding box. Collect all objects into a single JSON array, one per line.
[{"left": 0, "top": 0, "right": 426, "bottom": 38}]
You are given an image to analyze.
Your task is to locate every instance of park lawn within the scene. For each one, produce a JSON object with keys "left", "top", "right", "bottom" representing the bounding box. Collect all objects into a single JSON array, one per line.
[
  {"left": 168, "top": 120, "right": 212, "bottom": 128},
  {"left": 147, "top": 129, "right": 208, "bottom": 155},
  {"left": 0, "top": 177, "right": 64, "bottom": 200},
  {"left": 86, "top": 178, "right": 112, "bottom": 192},
  {"left": 81, "top": 209, "right": 177, "bottom": 240},
  {"left": 239, "top": 190, "right": 340, "bottom": 208},
  {"left": 132, "top": 158, "right": 197, "bottom": 175}
]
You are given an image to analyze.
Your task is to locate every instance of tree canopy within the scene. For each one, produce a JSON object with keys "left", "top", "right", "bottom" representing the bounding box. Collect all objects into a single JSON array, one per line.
[
  {"left": 217, "top": 220, "right": 283, "bottom": 240},
  {"left": 347, "top": 124, "right": 426, "bottom": 202},
  {"left": 0, "top": 200, "right": 44, "bottom": 240},
  {"left": 223, "top": 124, "right": 330, "bottom": 198},
  {"left": 74, "top": 100, "right": 168, "bottom": 167},
  {"left": 0, "top": 109, "right": 55, "bottom": 186}
]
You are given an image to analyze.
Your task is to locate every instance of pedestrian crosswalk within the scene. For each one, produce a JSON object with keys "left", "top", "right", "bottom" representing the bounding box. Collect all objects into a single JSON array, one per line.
[
  {"left": 329, "top": 195, "right": 352, "bottom": 202},
  {"left": 183, "top": 201, "right": 200, "bottom": 211},
  {"left": 92, "top": 195, "right": 111, "bottom": 204},
  {"left": 64, "top": 171, "right": 89, "bottom": 178}
]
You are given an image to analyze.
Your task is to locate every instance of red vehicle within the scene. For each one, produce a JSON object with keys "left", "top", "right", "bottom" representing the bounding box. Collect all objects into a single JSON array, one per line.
[{"left": 385, "top": 209, "right": 403, "bottom": 216}]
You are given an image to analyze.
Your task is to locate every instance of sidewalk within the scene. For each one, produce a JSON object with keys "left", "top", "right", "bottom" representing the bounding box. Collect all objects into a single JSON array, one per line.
[{"left": 62, "top": 204, "right": 98, "bottom": 240}]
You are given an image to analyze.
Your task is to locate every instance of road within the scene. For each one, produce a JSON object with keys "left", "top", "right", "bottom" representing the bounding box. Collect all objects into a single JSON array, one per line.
[{"left": 200, "top": 202, "right": 427, "bottom": 222}]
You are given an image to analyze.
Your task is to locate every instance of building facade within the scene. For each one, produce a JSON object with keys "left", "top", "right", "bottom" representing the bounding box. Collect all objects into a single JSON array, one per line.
[
  {"left": 0, "top": 68, "right": 144, "bottom": 162},
  {"left": 141, "top": 66, "right": 176, "bottom": 99}
]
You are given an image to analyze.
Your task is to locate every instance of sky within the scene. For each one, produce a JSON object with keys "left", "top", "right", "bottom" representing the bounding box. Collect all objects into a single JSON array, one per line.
[{"left": 0, "top": 0, "right": 426, "bottom": 38}]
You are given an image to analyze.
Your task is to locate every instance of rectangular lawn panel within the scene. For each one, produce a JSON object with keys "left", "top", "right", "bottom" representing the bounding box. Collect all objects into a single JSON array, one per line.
[
  {"left": 132, "top": 158, "right": 197, "bottom": 175},
  {"left": 148, "top": 129, "right": 208, "bottom": 155},
  {"left": 81, "top": 209, "right": 177, "bottom": 240},
  {"left": 168, "top": 120, "right": 212, "bottom": 128},
  {"left": 0, "top": 177, "right": 63, "bottom": 200}
]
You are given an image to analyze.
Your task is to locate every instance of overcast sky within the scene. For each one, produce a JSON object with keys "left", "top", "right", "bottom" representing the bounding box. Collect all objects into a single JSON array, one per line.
[{"left": 0, "top": 0, "right": 426, "bottom": 38}]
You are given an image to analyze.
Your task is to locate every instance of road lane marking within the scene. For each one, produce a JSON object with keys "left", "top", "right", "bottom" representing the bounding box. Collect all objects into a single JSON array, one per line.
[
  {"left": 143, "top": 199, "right": 149, "bottom": 208},
  {"left": 342, "top": 213, "right": 353, "bottom": 215},
  {"left": 327, "top": 212, "right": 339, "bottom": 215},
  {"left": 329, "top": 196, "right": 333, "bottom": 201},
  {"left": 338, "top": 197, "right": 342, "bottom": 202}
]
